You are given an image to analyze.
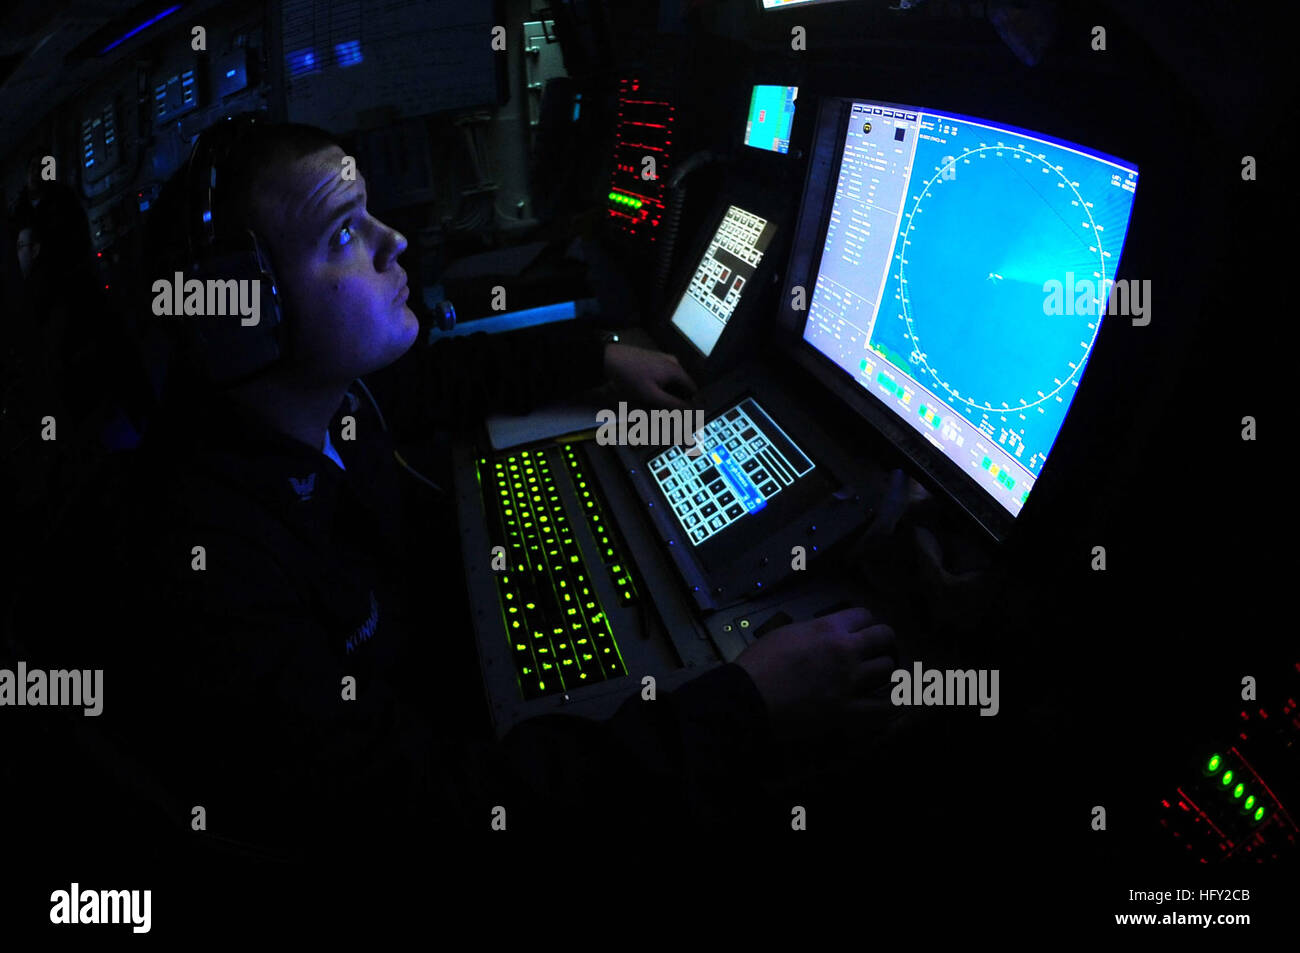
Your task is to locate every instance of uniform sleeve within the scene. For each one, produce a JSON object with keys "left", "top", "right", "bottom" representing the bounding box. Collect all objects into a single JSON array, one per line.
[
  {"left": 59, "top": 539, "right": 774, "bottom": 853},
  {"left": 26, "top": 521, "right": 445, "bottom": 861},
  {"left": 22, "top": 467, "right": 776, "bottom": 859}
]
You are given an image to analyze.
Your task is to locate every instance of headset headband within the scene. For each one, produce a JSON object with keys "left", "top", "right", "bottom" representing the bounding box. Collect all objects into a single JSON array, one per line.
[{"left": 183, "top": 112, "right": 267, "bottom": 266}]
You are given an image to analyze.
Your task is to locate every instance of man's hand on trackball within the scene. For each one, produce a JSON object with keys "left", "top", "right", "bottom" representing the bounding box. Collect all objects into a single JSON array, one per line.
[{"left": 734, "top": 607, "right": 897, "bottom": 725}]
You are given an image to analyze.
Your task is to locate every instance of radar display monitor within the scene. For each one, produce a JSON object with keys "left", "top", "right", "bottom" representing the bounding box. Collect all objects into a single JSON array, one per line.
[
  {"left": 744, "top": 85, "right": 798, "bottom": 154},
  {"left": 670, "top": 205, "right": 777, "bottom": 357},
  {"left": 796, "top": 99, "right": 1138, "bottom": 528}
]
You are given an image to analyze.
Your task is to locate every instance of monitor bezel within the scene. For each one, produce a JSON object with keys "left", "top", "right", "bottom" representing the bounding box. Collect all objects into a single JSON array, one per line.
[
  {"left": 775, "top": 95, "right": 1141, "bottom": 542},
  {"left": 656, "top": 181, "right": 793, "bottom": 381}
]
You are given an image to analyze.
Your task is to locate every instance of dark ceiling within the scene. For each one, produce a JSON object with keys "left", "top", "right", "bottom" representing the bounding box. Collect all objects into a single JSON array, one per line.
[
  {"left": 0, "top": 0, "right": 232, "bottom": 160},
  {"left": 0, "top": 1, "right": 1291, "bottom": 166}
]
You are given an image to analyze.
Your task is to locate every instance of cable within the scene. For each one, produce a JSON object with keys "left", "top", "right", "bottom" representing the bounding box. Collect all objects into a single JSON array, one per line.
[
  {"left": 353, "top": 377, "right": 389, "bottom": 431},
  {"left": 353, "top": 377, "right": 446, "bottom": 495},
  {"left": 393, "top": 451, "right": 445, "bottom": 494},
  {"left": 654, "top": 150, "right": 724, "bottom": 295}
]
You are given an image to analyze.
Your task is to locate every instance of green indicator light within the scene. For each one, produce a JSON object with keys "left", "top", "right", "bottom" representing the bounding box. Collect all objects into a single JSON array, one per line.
[
  {"left": 1243, "top": 795, "right": 1255, "bottom": 810},
  {"left": 1233, "top": 783, "right": 1244, "bottom": 799},
  {"left": 1221, "top": 770, "right": 1234, "bottom": 786},
  {"left": 1206, "top": 753, "right": 1221, "bottom": 772},
  {"left": 1253, "top": 806, "right": 1265, "bottom": 822}
]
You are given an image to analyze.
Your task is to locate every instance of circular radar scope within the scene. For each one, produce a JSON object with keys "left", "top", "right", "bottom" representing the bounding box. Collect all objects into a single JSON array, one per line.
[{"left": 895, "top": 142, "right": 1114, "bottom": 421}]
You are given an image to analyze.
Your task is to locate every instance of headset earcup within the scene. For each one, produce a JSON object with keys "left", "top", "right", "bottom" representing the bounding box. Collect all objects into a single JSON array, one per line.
[{"left": 180, "top": 252, "right": 283, "bottom": 385}]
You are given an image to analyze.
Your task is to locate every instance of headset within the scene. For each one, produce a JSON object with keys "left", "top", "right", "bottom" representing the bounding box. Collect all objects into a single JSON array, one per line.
[{"left": 179, "top": 112, "right": 287, "bottom": 386}]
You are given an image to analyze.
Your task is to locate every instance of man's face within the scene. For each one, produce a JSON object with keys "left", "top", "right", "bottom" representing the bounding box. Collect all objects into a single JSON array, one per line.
[
  {"left": 255, "top": 146, "right": 419, "bottom": 386},
  {"left": 16, "top": 228, "right": 39, "bottom": 278}
]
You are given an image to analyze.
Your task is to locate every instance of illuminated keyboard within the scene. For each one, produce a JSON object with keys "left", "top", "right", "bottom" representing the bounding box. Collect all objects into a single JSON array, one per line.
[
  {"left": 476, "top": 446, "right": 635, "bottom": 700},
  {"left": 560, "top": 444, "right": 640, "bottom": 605},
  {"left": 647, "top": 398, "right": 815, "bottom": 546}
]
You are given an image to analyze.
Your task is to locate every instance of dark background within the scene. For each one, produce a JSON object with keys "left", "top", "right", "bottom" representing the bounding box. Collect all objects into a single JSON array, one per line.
[{"left": 0, "top": 0, "right": 1293, "bottom": 934}]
